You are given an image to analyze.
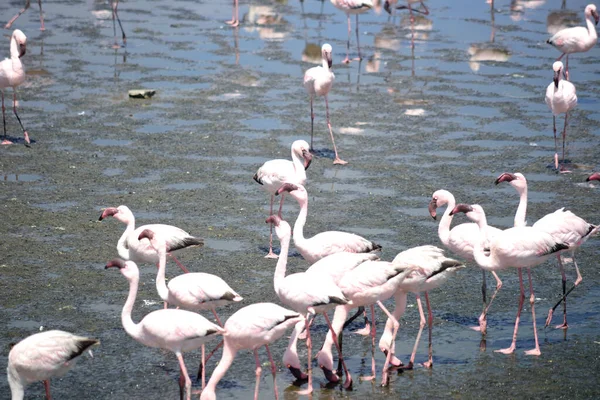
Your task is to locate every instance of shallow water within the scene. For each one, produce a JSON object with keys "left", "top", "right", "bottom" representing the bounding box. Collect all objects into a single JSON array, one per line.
[{"left": 1, "top": 0, "right": 599, "bottom": 399}]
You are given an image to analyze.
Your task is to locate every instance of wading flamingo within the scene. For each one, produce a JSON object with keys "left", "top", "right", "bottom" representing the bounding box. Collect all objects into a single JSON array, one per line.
[
  {"left": 98, "top": 205, "right": 203, "bottom": 273},
  {"left": 495, "top": 172, "right": 598, "bottom": 329},
  {"left": 138, "top": 228, "right": 243, "bottom": 386},
  {"left": 450, "top": 204, "right": 568, "bottom": 355},
  {"left": 253, "top": 140, "right": 312, "bottom": 258},
  {"left": 106, "top": 259, "right": 224, "bottom": 400},
  {"left": 547, "top": 3, "right": 598, "bottom": 80},
  {"left": 303, "top": 43, "right": 346, "bottom": 164},
  {"left": 200, "top": 303, "right": 303, "bottom": 400},
  {"left": 545, "top": 61, "right": 577, "bottom": 172},
  {"left": 225, "top": 0, "right": 240, "bottom": 27},
  {"left": 429, "top": 189, "right": 502, "bottom": 335},
  {"left": 0, "top": 29, "right": 29, "bottom": 145},
  {"left": 330, "top": 0, "right": 373, "bottom": 63},
  {"left": 110, "top": 1, "right": 126, "bottom": 48},
  {"left": 5, "top": 1, "right": 44, "bottom": 31},
  {"left": 8, "top": 330, "right": 99, "bottom": 400}
]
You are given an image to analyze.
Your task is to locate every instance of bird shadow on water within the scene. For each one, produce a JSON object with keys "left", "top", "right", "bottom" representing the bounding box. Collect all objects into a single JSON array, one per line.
[{"left": 310, "top": 147, "right": 338, "bottom": 162}]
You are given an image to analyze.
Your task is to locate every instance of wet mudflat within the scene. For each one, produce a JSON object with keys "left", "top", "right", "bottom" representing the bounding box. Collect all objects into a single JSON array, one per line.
[{"left": 1, "top": 0, "right": 599, "bottom": 398}]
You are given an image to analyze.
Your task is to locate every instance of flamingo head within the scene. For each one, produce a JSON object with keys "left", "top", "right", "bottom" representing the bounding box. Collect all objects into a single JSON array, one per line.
[
  {"left": 283, "top": 345, "right": 308, "bottom": 380},
  {"left": 586, "top": 172, "right": 600, "bottom": 182},
  {"left": 450, "top": 203, "right": 486, "bottom": 225},
  {"left": 551, "top": 61, "right": 564, "bottom": 87},
  {"left": 429, "top": 190, "right": 452, "bottom": 220},
  {"left": 138, "top": 228, "right": 167, "bottom": 253},
  {"left": 586, "top": 4, "right": 599, "bottom": 25},
  {"left": 494, "top": 172, "right": 527, "bottom": 192},
  {"left": 98, "top": 207, "right": 118, "bottom": 221},
  {"left": 276, "top": 183, "right": 307, "bottom": 205},
  {"left": 321, "top": 43, "right": 333, "bottom": 68},
  {"left": 98, "top": 205, "right": 133, "bottom": 224},
  {"left": 266, "top": 215, "right": 292, "bottom": 240},
  {"left": 449, "top": 203, "right": 473, "bottom": 217},
  {"left": 292, "top": 140, "right": 312, "bottom": 169},
  {"left": 105, "top": 258, "right": 139, "bottom": 280},
  {"left": 12, "top": 30, "right": 26, "bottom": 58}
]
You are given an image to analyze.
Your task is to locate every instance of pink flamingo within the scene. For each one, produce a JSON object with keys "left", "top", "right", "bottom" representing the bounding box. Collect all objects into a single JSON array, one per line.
[
  {"left": 106, "top": 259, "right": 224, "bottom": 400},
  {"left": 429, "top": 189, "right": 502, "bottom": 335},
  {"left": 98, "top": 205, "right": 203, "bottom": 273},
  {"left": 587, "top": 172, "right": 600, "bottom": 181},
  {"left": 545, "top": 61, "right": 577, "bottom": 172},
  {"left": 0, "top": 29, "right": 29, "bottom": 146},
  {"left": 495, "top": 172, "right": 598, "bottom": 329},
  {"left": 303, "top": 43, "right": 346, "bottom": 164},
  {"left": 267, "top": 215, "right": 352, "bottom": 394},
  {"left": 377, "top": 246, "right": 464, "bottom": 370},
  {"left": 276, "top": 183, "right": 381, "bottom": 264},
  {"left": 200, "top": 303, "right": 304, "bottom": 400},
  {"left": 330, "top": 0, "right": 373, "bottom": 64},
  {"left": 450, "top": 203, "right": 568, "bottom": 355},
  {"left": 547, "top": 4, "right": 598, "bottom": 80},
  {"left": 5, "top": 1, "right": 44, "bottom": 31},
  {"left": 253, "top": 140, "right": 312, "bottom": 258},
  {"left": 225, "top": 0, "right": 240, "bottom": 27},
  {"left": 7, "top": 330, "right": 99, "bottom": 400},
  {"left": 138, "top": 228, "right": 243, "bottom": 386}
]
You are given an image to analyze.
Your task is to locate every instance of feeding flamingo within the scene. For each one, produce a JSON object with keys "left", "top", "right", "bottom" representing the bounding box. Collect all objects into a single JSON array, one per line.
[
  {"left": 495, "top": 172, "right": 598, "bottom": 329},
  {"left": 7, "top": 330, "right": 99, "bottom": 400},
  {"left": 253, "top": 140, "right": 312, "bottom": 258},
  {"left": 547, "top": 3, "right": 598, "bottom": 80},
  {"left": 98, "top": 205, "right": 203, "bottom": 273},
  {"left": 450, "top": 203, "right": 568, "bottom": 355},
  {"left": 106, "top": 259, "right": 224, "bottom": 400},
  {"left": 138, "top": 228, "right": 243, "bottom": 386},
  {"left": 545, "top": 61, "right": 577, "bottom": 172},
  {"left": 330, "top": 0, "right": 373, "bottom": 64},
  {"left": 384, "top": 0, "right": 429, "bottom": 19},
  {"left": 5, "top": 1, "right": 44, "bottom": 31},
  {"left": 276, "top": 183, "right": 381, "bottom": 264},
  {"left": 0, "top": 29, "right": 29, "bottom": 146},
  {"left": 267, "top": 215, "right": 352, "bottom": 394},
  {"left": 587, "top": 172, "right": 600, "bottom": 181},
  {"left": 200, "top": 303, "right": 303, "bottom": 400},
  {"left": 303, "top": 43, "right": 346, "bottom": 164},
  {"left": 429, "top": 189, "right": 502, "bottom": 335}
]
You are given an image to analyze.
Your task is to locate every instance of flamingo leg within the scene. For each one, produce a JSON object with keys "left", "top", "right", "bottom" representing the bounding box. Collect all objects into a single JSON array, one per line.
[
  {"left": 524, "top": 268, "right": 541, "bottom": 355},
  {"left": 176, "top": 352, "right": 192, "bottom": 400},
  {"left": 359, "top": 304, "right": 377, "bottom": 381},
  {"left": 351, "top": 306, "right": 371, "bottom": 336},
  {"left": 265, "top": 345, "right": 279, "bottom": 400},
  {"left": 4, "top": 0, "right": 31, "bottom": 30},
  {"left": 44, "top": 380, "right": 51, "bottom": 400},
  {"left": 376, "top": 300, "right": 399, "bottom": 387},
  {"left": 565, "top": 54, "right": 569, "bottom": 81},
  {"left": 225, "top": 0, "right": 239, "bottom": 27},
  {"left": 309, "top": 95, "right": 314, "bottom": 150},
  {"left": 37, "top": 0, "right": 44, "bottom": 31},
  {"left": 343, "top": 13, "right": 351, "bottom": 64},
  {"left": 12, "top": 91, "right": 29, "bottom": 145},
  {"left": 111, "top": 0, "right": 126, "bottom": 48},
  {"left": 560, "top": 112, "right": 570, "bottom": 173},
  {"left": 472, "top": 269, "right": 488, "bottom": 332},
  {"left": 322, "top": 312, "right": 352, "bottom": 389},
  {"left": 168, "top": 253, "right": 190, "bottom": 273},
  {"left": 297, "top": 316, "right": 313, "bottom": 395},
  {"left": 546, "top": 253, "right": 582, "bottom": 329},
  {"left": 355, "top": 14, "right": 362, "bottom": 60},
  {"left": 552, "top": 115, "right": 559, "bottom": 170},
  {"left": 380, "top": 291, "right": 407, "bottom": 368},
  {"left": 1, "top": 91, "right": 11, "bottom": 145},
  {"left": 201, "top": 344, "right": 206, "bottom": 390},
  {"left": 265, "top": 195, "right": 278, "bottom": 258},
  {"left": 475, "top": 271, "right": 503, "bottom": 335},
  {"left": 400, "top": 293, "right": 426, "bottom": 370},
  {"left": 325, "top": 95, "right": 347, "bottom": 165},
  {"left": 422, "top": 292, "right": 434, "bottom": 368},
  {"left": 253, "top": 349, "right": 262, "bottom": 400},
  {"left": 196, "top": 340, "right": 224, "bottom": 380},
  {"left": 496, "top": 268, "right": 525, "bottom": 354}
]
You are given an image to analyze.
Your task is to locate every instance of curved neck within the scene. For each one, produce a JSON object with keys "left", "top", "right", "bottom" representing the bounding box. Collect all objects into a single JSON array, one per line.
[
  {"left": 290, "top": 152, "right": 307, "bottom": 182},
  {"left": 121, "top": 272, "right": 142, "bottom": 339},
  {"left": 437, "top": 197, "right": 456, "bottom": 246},
  {"left": 116, "top": 219, "right": 135, "bottom": 259},
  {"left": 7, "top": 367, "right": 24, "bottom": 400},
  {"left": 587, "top": 14, "right": 598, "bottom": 39},
  {"left": 513, "top": 185, "right": 527, "bottom": 228},
  {"left": 155, "top": 244, "right": 170, "bottom": 302},
  {"left": 10, "top": 37, "right": 21, "bottom": 62},
  {"left": 321, "top": 56, "right": 330, "bottom": 71},
  {"left": 273, "top": 231, "right": 292, "bottom": 296},
  {"left": 201, "top": 343, "right": 236, "bottom": 399},
  {"left": 292, "top": 196, "right": 308, "bottom": 249},
  {"left": 471, "top": 217, "right": 496, "bottom": 270}
]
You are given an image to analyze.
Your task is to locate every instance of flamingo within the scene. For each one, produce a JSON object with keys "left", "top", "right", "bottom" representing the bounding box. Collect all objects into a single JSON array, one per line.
[
  {"left": 138, "top": 228, "right": 243, "bottom": 386},
  {"left": 110, "top": 1, "right": 126, "bottom": 49},
  {"left": 495, "top": 172, "right": 598, "bottom": 329},
  {"left": 276, "top": 183, "right": 381, "bottom": 264},
  {"left": 377, "top": 246, "right": 465, "bottom": 369},
  {"left": 7, "top": 330, "right": 99, "bottom": 400},
  {"left": 384, "top": 0, "right": 429, "bottom": 19},
  {"left": 450, "top": 204, "right": 568, "bottom": 355},
  {"left": 330, "top": 0, "right": 373, "bottom": 64},
  {"left": 587, "top": 172, "right": 600, "bottom": 181},
  {"left": 253, "top": 140, "right": 312, "bottom": 258},
  {"left": 225, "top": 0, "right": 240, "bottom": 27},
  {"left": 0, "top": 29, "right": 29, "bottom": 146},
  {"left": 547, "top": 3, "right": 599, "bottom": 80},
  {"left": 545, "top": 61, "right": 577, "bottom": 172},
  {"left": 303, "top": 43, "right": 346, "bottom": 164},
  {"left": 106, "top": 259, "right": 224, "bottom": 400},
  {"left": 200, "top": 303, "right": 304, "bottom": 400},
  {"left": 98, "top": 205, "right": 203, "bottom": 273},
  {"left": 429, "top": 189, "right": 502, "bottom": 334},
  {"left": 5, "top": 1, "right": 44, "bottom": 31},
  {"left": 267, "top": 215, "right": 352, "bottom": 394}
]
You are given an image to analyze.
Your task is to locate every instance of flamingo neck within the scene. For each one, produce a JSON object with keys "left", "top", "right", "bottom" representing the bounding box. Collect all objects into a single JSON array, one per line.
[
  {"left": 201, "top": 342, "right": 236, "bottom": 400},
  {"left": 155, "top": 245, "right": 171, "bottom": 303},
  {"left": 7, "top": 365, "right": 24, "bottom": 400},
  {"left": 116, "top": 219, "right": 136, "bottom": 259},
  {"left": 283, "top": 320, "right": 305, "bottom": 368},
  {"left": 290, "top": 151, "right": 307, "bottom": 182},
  {"left": 513, "top": 184, "right": 528, "bottom": 228},
  {"left": 471, "top": 216, "right": 496, "bottom": 270},
  {"left": 321, "top": 57, "right": 330, "bottom": 72},
  {"left": 10, "top": 36, "right": 20, "bottom": 61},
  {"left": 587, "top": 14, "right": 598, "bottom": 39},
  {"left": 273, "top": 231, "right": 292, "bottom": 297},
  {"left": 437, "top": 197, "right": 456, "bottom": 246},
  {"left": 121, "top": 272, "right": 143, "bottom": 340},
  {"left": 292, "top": 196, "right": 308, "bottom": 250}
]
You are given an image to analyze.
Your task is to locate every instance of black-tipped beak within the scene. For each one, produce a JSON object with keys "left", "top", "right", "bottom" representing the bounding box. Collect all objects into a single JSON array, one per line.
[
  {"left": 302, "top": 149, "right": 313, "bottom": 170},
  {"left": 138, "top": 229, "right": 154, "bottom": 241},
  {"left": 276, "top": 183, "right": 299, "bottom": 196},
  {"left": 494, "top": 172, "right": 516, "bottom": 185},
  {"left": 428, "top": 199, "right": 437, "bottom": 220},
  {"left": 266, "top": 215, "right": 281, "bottom": 226},
  {"left": 327, "top": 53, "right": 332, "bottom": 69},
  {"left": 19, "top": 43, "right": 26, "bottom": 58},
  {"left": 105, "top": 259, "right": 125, "bottom": 270},
  {"left": 384, "top": 0, "right": 392, "bottom": 14},
  {"left": 321, "top": 366, "right": 340, "bottom": 383},
  {"left": 449, "top": 204, "right": 473, "bottom": 216},
  {"left": 586, "top": 172, "right": 600, "bottom": 182},
  {"left": 593, "top": 10, "right": 599, "bottom": 25},
  {"left": 553, "top": 69, "right": 560, "bottom": 88},
  {"left": 288, "top": 365, "right": 308, "bottom": 381}
]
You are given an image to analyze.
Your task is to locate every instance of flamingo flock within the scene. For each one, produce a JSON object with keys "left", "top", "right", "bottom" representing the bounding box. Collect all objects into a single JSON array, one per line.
[{"left": 4, "top": 1, "right": 600, "bottom": 400}]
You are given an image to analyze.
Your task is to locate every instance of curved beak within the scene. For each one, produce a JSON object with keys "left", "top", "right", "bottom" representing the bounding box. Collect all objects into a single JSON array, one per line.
[
  {"left": 18, "top": 43, "right": 26, "bottom": 58},
  {"left": 593, "top": 10, "right": 599, "bottom": 25},
  {"left": 288, "top": 365, "right": 308, "bottom": 381},
  {"left": 586, "top": 172, "right": 600, "bottom": 182},
  {"left": 266, "top": 215, "right": 281, "bottom": 226},
  {"left": 302, "top": 149, "right": 313, "bottom": 170},
  {"left": 326, "top": 52, "right": 332, "bottom": 69},
  {"left": 553, "top": 69, "right": 560, "bottom": 88},
  {"left": 276, "top": 183, "right": 299, "bottom": 196},
  {"left": 494, "top": 172, "right": 517, "bottom": 185},
  {"left": 98, "top": 207, "right": 118, "bottom": 221},
  {"left": 449, "top": 203, "right": 473, "bottom": 216},
  {"left": 138, "top": 229, "right": 155, "bottom": 241},
  {"left": 428, "top": 198, "right": 437, "bottom": 220},
  {"left": 320, "top": 366, "right": 340, "bottom": 383},
  {"left": 105, "top": 259, "right": 126, "bottom": 270}
]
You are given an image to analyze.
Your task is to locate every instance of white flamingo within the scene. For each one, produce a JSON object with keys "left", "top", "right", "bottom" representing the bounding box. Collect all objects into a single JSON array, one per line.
[
  {"left": 330, "top": 0, "right": 374, "bottom": 64},
  {"left": 253, "top": 140, "right": 312, "bottom": 258}
]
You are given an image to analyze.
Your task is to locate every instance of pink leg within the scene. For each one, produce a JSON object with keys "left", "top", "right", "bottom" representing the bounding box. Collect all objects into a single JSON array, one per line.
[
  {"left": 322, "top": 312, "right": 352, "bottom": 389},
  {"left": 422, "top": 292, "right": 434, "bottom": 368},
  {"left": 253, "top": 349, "right": 262, "bottom": 400},
  {"left": 1, "top": 91, "right": 11, "bottom": 145},
  {"left": 343, "top": 14, "right": 351, "bottom": 64},
  {"left": 559, "top": 112, "right": 571, "bottom": 173},
  {"left": 546, "top": 253, "right": 581, "bottom": 329},
  {"left": 565, "top": 55, "right": 569, "bottom": 81},
  {"left": 4, "top": 0, "right": 31, "bottom": 30},
  {"left": 552, "top": 115, "right": 559, "bottom": 170},
  {"left": 524, "top": 269, "right": 541, "bottom": 356},
  {"left": 176, "top": 352, "right": 192, "bottom": 400},
  {"left": 201, "top": 344, "right": 206, "bottom": 390},
  {"left": 309, "top": 96, "right": 315, "bottom": 150},
  {"left": 297, "top": 317, "right": 313, "bottom": 395},
  {"left": 376, "top": 300, "right": 399, "bottom": 387},
  {"left": 265, "top": 345, "right": 279, "bottom": 400},
  {"left": 12, "top": 91, "right": 29, "bottom": 145},
  {"left": 473, "top": 271, "right": 502, "bottom": 335},
  {"left": 38, "top": 0, "right": 44, "bottom": 31},
  {"left": 496, "top": 268, "right": 525, "bottom": 354},
  {"left": 380, "top": 291, "right": 407, "bottom": 368},
  {"left": 265, "top": 195, "right": 278, "bottom": 259},
  {"left": 400, "top": 293, "right": 426, "bottom": 370},
  {"left": 196, "top": 340, "right": 224, "bottom": 380},
  {"left": 351, "top": 307, "right": 371, "bottom": 336},
  {"left": 111, "top": 0, "right": 126, "bottom": 48},
  {"left": 168, "top": 253, "right": 190, "bottom": 273},
  {"left": 212, "top": 309, "right": 224, "bottom": 327},
  {"left": 324, "top": 96, "right": 347, "bottom": 165},
  {"left": 360, "top": 305, "right": 377, "bottom": 381},
  {"left": 44, "top": 380, "right": 51, "bottom": 400},
  {"left": 355, "top": 15, "right": 362, "bottom": 60},
  {"left": 225, "top": 0, "right": 240, "bottom": 27}
]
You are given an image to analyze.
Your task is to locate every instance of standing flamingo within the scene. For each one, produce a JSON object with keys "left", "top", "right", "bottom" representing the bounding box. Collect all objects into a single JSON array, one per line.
[
  {"left": 429, "top": 189, "right": 502, "bottom": 334},
  {"left": 98, "top": 205, "right": 203, "bottom": 273},
  {"left": 495, "top": 172, "right": 598, "bottom": 329},
  {"left": 200, "top": 303, "right": 304, "bottom": 400},
  {"left": 110, "top": 1, "right": 126, "bottom": 48},
  {"left": 450, "top": 204, "right": 568, "bottom": 355},
  {"left": 547, "top": 3, "right": 598, "bottom": 80},
  {"left": 587, "top": 172, "right": 600, "bottom": 181},
  {"left": 138, "top": 228, "right": 243, "bottom": 386},
  {"left": 303, "top": 44, "right": 346, "bottom": 164},
  {"left": 276, "top": 183, "right": 381, "bottom": 264},
  {"left": 0, "top": 29, "right": 29, "bottom": 146},
  {"left": 106, "top": 259, "right": 224, "bottom": 400},
  {"left": 330, "top": 0, "right": 373, "bottom": 64},
  {"left": 8, "top": 330, "right": 99, "bottom": 400},
  {"left": 225, "top": 0, "right": 240, "bottom": 27},
  {"left": 545, "top": 61, "right": 577, "bottom": 172},
  {"left": 5, "top": 1, "right": 44, "bottom": 31},
  {"left": 253, "top": 140, "right": 312, "bottom": 258},
  {"left": 267, "top": 215, "right": 352, "bottom": 394}
]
